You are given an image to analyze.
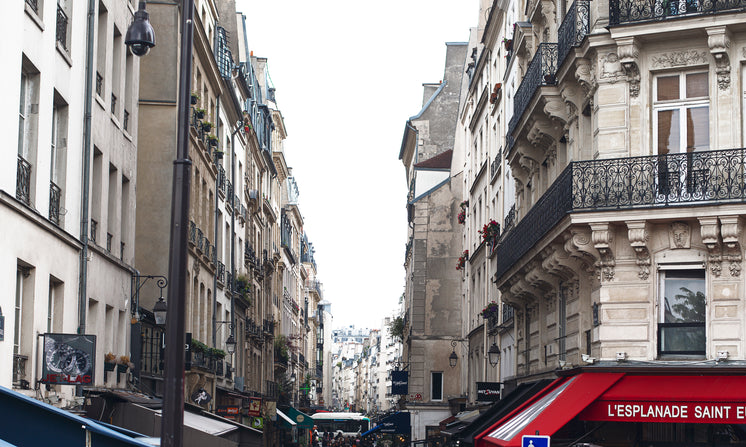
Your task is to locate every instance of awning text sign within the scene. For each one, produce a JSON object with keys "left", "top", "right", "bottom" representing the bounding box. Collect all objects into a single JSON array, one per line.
[{"left": 581, "top": 401, "right": 746, "bottom": 424}]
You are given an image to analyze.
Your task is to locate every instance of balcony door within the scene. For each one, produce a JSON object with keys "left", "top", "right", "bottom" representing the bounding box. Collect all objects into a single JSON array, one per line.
[{"left": 653, "top": 71, "right": 709, "bottom": 201}]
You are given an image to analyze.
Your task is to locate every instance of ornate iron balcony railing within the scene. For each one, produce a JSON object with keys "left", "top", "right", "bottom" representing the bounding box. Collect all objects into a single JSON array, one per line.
[
  {"left": 196, "top": 228, "right": 204, "bottom": 253},
  {"left": 218, "top": 165, "right": 226, "bottom": 194},
  {"left": 610, "top": 0, "right": 746, "bottom": 25},
  {"left": 217, "top": 261, "right": 225, "bottom": 284},
  {"left": 48, "top": 181, "right": 60, "bottom": 224},
  {"left": 16, "top": 155, "right": 31, "bottom": 205},
  {"left": 496, "top": 148, "right": 746, "bottom": 280},
  {"left": 56, "top": 5, "right": 68, "bottom": 51},
  {"left": 507, "top": 43, "right": 559, "bottom": 146},
  {"left": 95, "top": 72, "right": 103, "bottom": 97},
  {"left": 189, "top": 220, "right": 196, "bottom": 245},
  {"left": 558, "top": 1, "right": 590, "bottom": 69}
]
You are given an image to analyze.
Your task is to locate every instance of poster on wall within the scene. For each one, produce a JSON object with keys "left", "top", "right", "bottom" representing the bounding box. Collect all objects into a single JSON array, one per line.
[
  {"left": 247, "top": 397, "right": 263, "bottom": 417},
  {"left": 40, "top": 333, "right": 96, "bottom": 385}
]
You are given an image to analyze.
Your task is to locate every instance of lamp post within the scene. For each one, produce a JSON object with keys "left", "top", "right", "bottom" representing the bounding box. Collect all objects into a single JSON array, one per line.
[
  {"left": 126, "top": 0, "right": 193, "bottom": 444},
  {"left": 449, "top": 340, "right": 458, "bottom": 368},
  {"left": 488, "top": 343, "right": 501, "bottom": 368}
]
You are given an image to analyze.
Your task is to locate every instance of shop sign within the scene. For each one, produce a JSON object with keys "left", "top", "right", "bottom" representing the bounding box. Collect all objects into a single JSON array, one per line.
[
  {"left": 191, "top": 388, "right": 212, "bottom": 406},
  {"left": 251, "top": 417, "right": 264, "bottom": 430},
  {"left": 581, "top": 401, "right": 746, "bottom": 424},
  {"left": 391, "top": 370, "right": 408, "bottom": 395},
  {"left": 247, "top": 397, "right": 263, "bottom": 417},
  {"left": 477, "top": 382, "right": 502, "bottom": 402},
  {"left": 40, "top": 333, "right": 96, "bottom": 385},
  {"left": 216, "top": 406, "right": 240, "bottom": 417}
]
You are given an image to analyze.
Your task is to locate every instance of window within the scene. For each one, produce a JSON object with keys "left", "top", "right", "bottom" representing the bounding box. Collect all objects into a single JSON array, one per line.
[
  {"left": 18, "top": 61, "right": 40, "bottom": 205},
  {"left": 654, "top": 72, "right": 709, "bottom": 197},
  {"left": 56, "top": 0, "right": 71, "bottom": 52},
  {"left": 658, "top": 268, "right": 705, "bottom": 356},
  {"left": 50, "top": 93, "right": 68, "bottom": 226},
  {"left": 431, "top": 371, "right": 443, "bottom": 401}
]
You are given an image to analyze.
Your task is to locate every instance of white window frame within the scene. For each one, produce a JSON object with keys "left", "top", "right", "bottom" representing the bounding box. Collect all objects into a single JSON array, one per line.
[{"left": 652, "top": 70, "right": 710, "bottom": 155}]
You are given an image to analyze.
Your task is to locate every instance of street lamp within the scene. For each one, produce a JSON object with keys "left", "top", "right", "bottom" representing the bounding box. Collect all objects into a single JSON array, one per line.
[
  {"left": 126, "top": 0, "right": 195, "bottom": 444},
  {"left": 153, "top": 296, "right": 167, "bottom": 325},
  {"left": 488, "top": 343, "right": 501, "bottom": 367},
  {"left": 225, "top": 334, "right": 236, "bottom": 355},
  {"left": 449, "top": 340, "right": 458, "bottom": 368}
]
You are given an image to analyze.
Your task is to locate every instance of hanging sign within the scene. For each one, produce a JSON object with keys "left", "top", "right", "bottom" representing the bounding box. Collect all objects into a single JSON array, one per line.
[
  {"left": 391, "top": 370, "right": 408, "bottom": 395},
  {"left": 477, "top": 382, "right": 502, "bottom": 402},
  {"left": 40, "top": 333, "right": 96, "bottom": 385}
]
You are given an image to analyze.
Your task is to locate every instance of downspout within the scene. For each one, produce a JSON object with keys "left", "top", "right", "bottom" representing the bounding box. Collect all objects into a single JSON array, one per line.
[
  {"left": 230, "top": 122, "right": 241, "bottom": 344},
  {"left": 212, "top": 96, "right": 220, "bottom": 349},
  {"left": 78, "top": 0, "right": 97, "bottom": 335}
]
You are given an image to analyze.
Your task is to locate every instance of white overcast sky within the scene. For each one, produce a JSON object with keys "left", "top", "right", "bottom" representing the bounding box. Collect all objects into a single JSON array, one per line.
[{"left": 236, "top": 0, "right": 477, "bottom": 330}]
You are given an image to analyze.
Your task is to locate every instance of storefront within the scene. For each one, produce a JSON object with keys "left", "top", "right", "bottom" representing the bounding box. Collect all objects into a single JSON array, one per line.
[{"left": 474, "top": 367, "right": 746, "bottom": 447}]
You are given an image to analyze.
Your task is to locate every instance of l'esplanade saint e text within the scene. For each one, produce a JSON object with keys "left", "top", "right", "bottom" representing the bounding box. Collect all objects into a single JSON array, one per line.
[{"left": 583, "top": 402, "right": 746, "bottom": 423}]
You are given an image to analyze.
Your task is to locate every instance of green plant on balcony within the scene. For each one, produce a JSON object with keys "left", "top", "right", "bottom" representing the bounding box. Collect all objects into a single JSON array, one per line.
[
  {"left": 191, "top": 338, "right": 208, "bottom": 354},
  {"left": 389, "top": 316, "right": 404, "bottom": 342},
  {"left": 104, "top": 352, "right": 116, "bottom": 371},
  {"left": 235, "top": 274, "right": 251, "bottom": 304},
  {"left": 456, "top": 250, "right": 469, "bottom": 270},
  {"left": 194, "top": 108, "right": 206, "bottom": 119},
  {"left": 274, "top": 335, "right": 289, "bottom": 363},
  {"left": 207, "top": 134, "right": 219, "bottom": 147},
  {"left": 209, "top": 347, "right": 226, "bottom": 359},
  {"left": 458, "top": 201, "right": 468, "bottom": 225},
  {"left": 190, "top": 92, "right": 200, "bottom": 105},
  {"left": 201, "top": 121, "right": 213, "bottom": 132}
]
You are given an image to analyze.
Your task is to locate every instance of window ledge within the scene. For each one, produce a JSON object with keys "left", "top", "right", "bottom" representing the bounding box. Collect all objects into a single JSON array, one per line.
[
  {"left": 95, "top": 94, "right": 106, "bottom": 110},
  {"left": 56, "top": 42, "right": 72, "bottom": 67},
  {"left": 25, "top": 4, "right": 44, "bottom": 31}
]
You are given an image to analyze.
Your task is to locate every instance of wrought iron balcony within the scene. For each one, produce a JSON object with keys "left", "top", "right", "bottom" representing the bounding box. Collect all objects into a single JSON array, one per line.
[
  {"left": 507, "top": 43, "right": 558, "bottom": 147},
  {"left": 96, "top": 72, "right": 103, "bottom": 97},
  {"left": 610, "top": 0, "right": 746, "bottom": 25},
  {"left": 90, "top": 219, "right": 98, "bottom": 243},
  {"left": 558, "top": 1, "right": 590, "bottom": 69},
  {"left": 189, "top": 220, "right": 196, "bottom": 245},
  {"left": 496, "top": 148, "right": 746, "bottom": 279},
  {"left": 196, "top": 228, "right": 204, "bottom": 253},
  {"left": 490, "top": 149, "right": 503, "bottom": 179},
  {"left": 49, "top": 181, "right": 61, "bottom": 225},
  {"left": 217, "top": 261, "right": 225, "bottom": 284},
  {"left": 16, "top": 155, "right": 31, "bottom": 205},
  {"left": 218, "top": 165, "right": 226, "bottom": 194},
  {"left": 56, "top": 5, "right": 68, "bottom": 51}
]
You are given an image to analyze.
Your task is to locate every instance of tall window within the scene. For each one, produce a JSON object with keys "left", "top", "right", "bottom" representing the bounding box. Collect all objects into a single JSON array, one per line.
[
  {"left": 658, "top": 268, "right": 706, "bottom": 356},
  {"left": 654, "top": 72, "right": 709, "bottom": 197},
  {"left": 18, "top": 61, "right": 39, "bottom": 205},
  {"left": 50, "top": 94, "right": 68, "bottom": 225},
  {"left": 56, "top": 0, "right": 71, "bottom": 52},
  {"left": 431, "top": 371, "right": 443, "bottom": 401}
]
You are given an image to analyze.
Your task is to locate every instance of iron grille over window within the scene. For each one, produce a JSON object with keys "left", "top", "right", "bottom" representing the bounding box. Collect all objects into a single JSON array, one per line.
[
  {"left": 16, "top": 155, "right": 31, "bottom": 205},
  {"left": 56, "top": 4, "right": 68, "bottom": 50},
  {"left": 215, "top": 27, "right": 234, "bottom": 79}
]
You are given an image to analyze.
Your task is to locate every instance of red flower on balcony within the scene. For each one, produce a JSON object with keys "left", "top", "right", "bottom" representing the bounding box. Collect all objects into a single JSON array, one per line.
[
  {"left": 478, "top": 219, "right": 501, "bottom": 243},
  {"left": 456, "top": 250, "right": 469, "bottom": 271}
]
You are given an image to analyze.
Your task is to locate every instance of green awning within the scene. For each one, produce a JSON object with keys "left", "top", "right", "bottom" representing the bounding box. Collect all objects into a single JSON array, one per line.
[{"left": 285, "top": 407, "right": 315, "bottom": 429}]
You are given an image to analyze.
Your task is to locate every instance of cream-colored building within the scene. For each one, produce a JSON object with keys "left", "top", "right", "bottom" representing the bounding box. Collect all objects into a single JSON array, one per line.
[{"left": 1, "top": 0, "right": 141, "bottom": 403}]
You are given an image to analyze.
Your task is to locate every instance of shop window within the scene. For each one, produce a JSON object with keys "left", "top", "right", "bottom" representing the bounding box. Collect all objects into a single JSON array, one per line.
[
  {"left": 431, "top": 371, "right": 443, "bottom": 401},
  {"left": 658, "top": 268, "right": 705, "bottom": 356}
]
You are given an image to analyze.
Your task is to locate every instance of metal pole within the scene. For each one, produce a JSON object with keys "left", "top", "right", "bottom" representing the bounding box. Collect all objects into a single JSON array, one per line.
[{"left": 161, "top": 0, "right": 194, "bottom": 444}]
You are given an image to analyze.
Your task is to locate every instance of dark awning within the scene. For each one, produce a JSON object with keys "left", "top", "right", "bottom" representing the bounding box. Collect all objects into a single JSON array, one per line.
[
  {"left": 457, "top": 380, "right": 552, "bottom": 444},
  {"left": 285, "top": 407, "right": 315, "bottom": 429},
  {"left": 362, "top": 412, "right": 411, "bottom": 436}
]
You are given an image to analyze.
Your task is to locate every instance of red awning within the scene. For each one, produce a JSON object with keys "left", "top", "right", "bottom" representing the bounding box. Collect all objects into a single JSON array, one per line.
[
  {"left": 580, "top": 375, "right": 746, "bottom": 424},
  {"left": 475, "top": 373, "right": 624, "bottom": 447}
]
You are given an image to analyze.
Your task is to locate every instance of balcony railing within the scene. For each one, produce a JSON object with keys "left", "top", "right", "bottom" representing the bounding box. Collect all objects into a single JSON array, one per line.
[
  {"left": 558, "top": 1, "right": 590, "bottom": 69},
  {"left": 56, "top": 5, "right": 68, "bottom": 51},
  {"left": 13, "top": 354, "right": 28, "bottom": 387},
  {"left": 495, "top": 147, "right": 746, "bottom": 279},
  {"left": 25, "top": 0, "right": 38, "bottom": 13},
  {"left": 189, "top": 220, "right": 196, "bottom": 245},
  {"left": 96, "top": 72, "right": 103, "bottom": 97},
  {"left": 218, "top": 165, "right": 226, "bottom": 195},
  {"left": 90, "top": 219, "right": 98, "bottom": 243},
  {"left": 16, "top": 155, "right": 31, "bottom": 205},
  {"left": 610, "top": 0, "right": 746, "bottom": 25},
  {"left": 217, "top": 261, "right": 225, "bottom": 284},
  {"left": 507, "top": 43, "right": 559, "bottom": 148},
  {"left": 49, "top": 182, "right": 61, "bottom": 224},
  {"left": 265, "top": 380, "right": 279, "bottom": 400},
  {"left": 196, "top": 228, "right": 204, "bottom": 253}
]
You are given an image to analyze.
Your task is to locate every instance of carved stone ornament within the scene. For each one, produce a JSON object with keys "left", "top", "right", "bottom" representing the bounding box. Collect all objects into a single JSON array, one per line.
[
  {"left": 651, "top": 50, "right": 708, "bottom": 69},
  {"left": 698, "top": 217, "right": 721, "bottom": 277},
  {"left": 193, "top": 259, "right": 201, "bottom": 275},
  {"left": 669, "top": 221, "right": 691, "bottom": 249},
  {"left": 564, "top": 229, "right": 597, "bottom": 278},
  {"left": 707, "top": 26, "right": 731, "bottom": 91},
  {"left": 616, "top": 37, "right": 641, "bottom": 97},
  {"left": 626, "top": 220, "right": 651, "bottom": 280},
  {"left": 591, "top": 223, "right": 615, "bottom": 281},
  {"left": 600, "top": 52, "right": 625, "bottom": 82},
  {"left": 720, "top": 216, "right": 742, "bottom": 277},
  {"left": 574, "top": 57, "right": 596, "bottom": 95}
]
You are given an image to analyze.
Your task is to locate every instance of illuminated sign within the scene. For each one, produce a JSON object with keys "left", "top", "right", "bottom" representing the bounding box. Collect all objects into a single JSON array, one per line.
[{"left": 581, "top": 401, "right": 746, "bottom": 424}]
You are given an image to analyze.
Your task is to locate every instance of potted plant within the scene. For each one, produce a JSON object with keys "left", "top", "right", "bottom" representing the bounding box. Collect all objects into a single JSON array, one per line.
[
  {"left": 207, "top": 134, "right": 219, "bottom": 147},
  {"left": 104, "top": 352, "right": 116, "bottom": 371},
  {"left": 190, "top": 92, "right": 200, "bottom": 105},
  {"left": 503, "top": 37, "right": 513, "bottom": 51},
  {"left": 481, "top": 301, "right": 499, "bottom": 319},
  {"left": 214, "top": 149, "right": 224, "bottom": 160},
  {"left": 236, "top": 274, "right": 251, "bottom": 303},
  {"left": 194, "top": 108, "right": 206, "bottom": 119},
  {"left": 201, "top": 121, "right": 213, "bottom": 132},
  {"left": 117, "top": 355, "right": 130, "bottom": 374},
  {"left": 209, "top": 347, "right": 227, "bottom": 360},
  {"left": 456, "top": 250, "right": 469, "bottom": 270},
  {"left": 457, "top": 201, "right": 468, "bottom": 224},
  {"left": 479, "top": 219, "right": 501, "bottom": 243}
]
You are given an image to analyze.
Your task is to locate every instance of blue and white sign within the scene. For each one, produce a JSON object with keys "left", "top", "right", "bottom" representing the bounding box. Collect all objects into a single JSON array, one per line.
[{"left": 522, "top": 435, "right": 550, "bottom": 447}]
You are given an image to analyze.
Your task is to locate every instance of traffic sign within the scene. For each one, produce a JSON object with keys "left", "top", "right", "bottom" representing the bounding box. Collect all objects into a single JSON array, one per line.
[{"left": 522, "top": 435, "right": 550, "bottom": 447}]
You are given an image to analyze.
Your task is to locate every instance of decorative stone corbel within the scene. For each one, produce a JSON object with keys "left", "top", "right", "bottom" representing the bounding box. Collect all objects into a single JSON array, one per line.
[
  {"left": 626, "top": 220, "right": 651, "bottom": 280},
  {"left": 542, "top": 243, "right": 580, "bottom": 281},
  {"left": 698, "top": 217, "right": 721, "bottom": 277},
  {"left": 574, "top": 57, "right": 596, "bottom": 96},
  {"left": 590, "top": 223, "right": 615, "bottom": 281},
  {"left": 527, "top": 116, "right": 560, "bottom": 148},
  {"left": 616, "top": 37, "right": 641, "bottom": 97},
  {"left": 720, "top": 216, "right": 742, "bottom": 277},
  {"left": 563, "top": 228, "right": 597, "bottom": 278},
  {"left": 706, "top": 26, "right": 731, "bottom": 91},
  {"left": 544, "top": 95, "right": 570, "bottom": 126}
]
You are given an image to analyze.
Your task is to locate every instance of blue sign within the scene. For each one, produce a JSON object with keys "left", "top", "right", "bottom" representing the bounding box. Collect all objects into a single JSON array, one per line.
[
  {"left": 522, "top": 435, "right": 550, "bottom": 447},
  {"left": 391, "top": 370, "right": 408, "bottom": 395}
]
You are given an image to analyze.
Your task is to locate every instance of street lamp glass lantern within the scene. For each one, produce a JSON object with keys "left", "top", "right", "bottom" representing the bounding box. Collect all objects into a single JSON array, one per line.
[
  {"left": 125, "top": 1, "right": 156, "bottom": 56},
  {"left": 152, "top": 296, "right": 167, "bottom": 325},
  {"left": 488, "top": 343, "right": 501, "bottom": 367},
  {"left": 225, "top": 334, "right": 236, "bottom": 354},
  {"left": 449, "top": 349, "right": 458, "bottom": 368}
]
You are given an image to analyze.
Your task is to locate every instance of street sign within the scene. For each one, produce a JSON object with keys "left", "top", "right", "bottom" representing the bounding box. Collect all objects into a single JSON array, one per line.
[{"left": 522, "top": 435, "right": 550, "bottom": 447}]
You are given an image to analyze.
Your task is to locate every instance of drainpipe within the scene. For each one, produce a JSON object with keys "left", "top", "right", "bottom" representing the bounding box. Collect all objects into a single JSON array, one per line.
[
  {"left": 78, "top": 0, "right": 97, "bottom": 335},
  {"left": 212, "top": 97, "right": 220, "bottom": 349},
  {"left": 230, "top": 121, "right": 242, "bottom": 343}
]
